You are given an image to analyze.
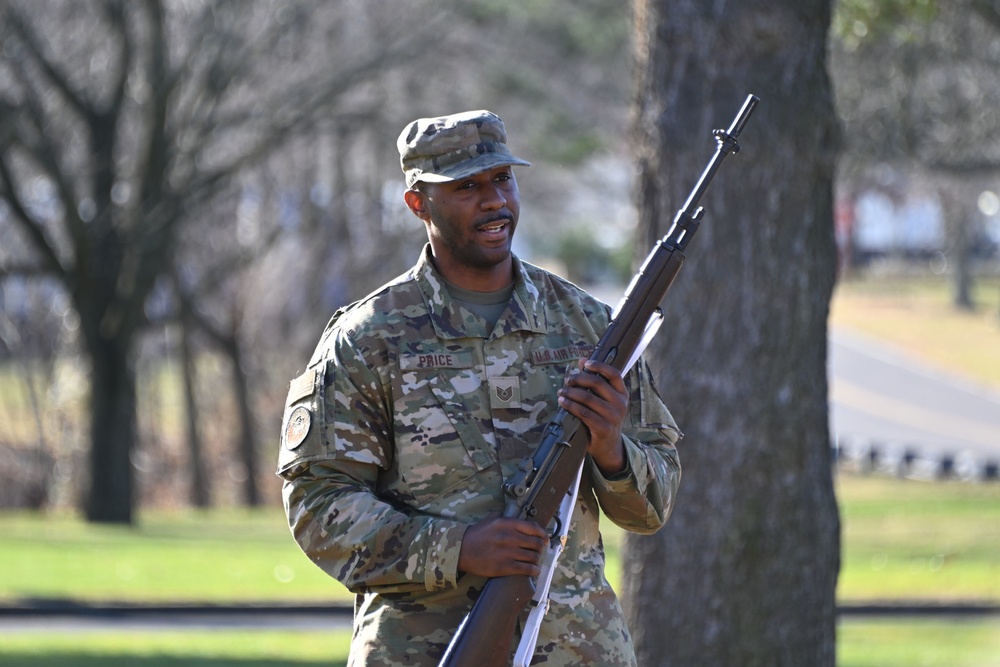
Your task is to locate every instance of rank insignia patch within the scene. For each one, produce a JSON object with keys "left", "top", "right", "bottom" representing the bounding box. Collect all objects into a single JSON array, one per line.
[
  {"left": 284, "top": 406, "right": 312, "bottom": 450},
  {"left": 489, "top": 376, "right": 521, "bottom": 409}
]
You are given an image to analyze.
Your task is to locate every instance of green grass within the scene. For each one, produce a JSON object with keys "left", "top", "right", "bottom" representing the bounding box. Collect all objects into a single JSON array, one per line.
[
  {"left": 2, "top": 473, "right": 997, "bottom": 606},
  {"left": 838, "top": 618, "right": 1000, "bottom": 667},
  {"left": 0, "top": 509, "right": 352, "bottom": 604},
  {"left": 1, "top": 468, "right": 996, "bottom": 667},
  {"left": 0, "top": 436, "right": 995, "bottom": 664},
  {"left": 0, "top": 630, "right": 353, "bottom": 666},
  {"left": 4, "top": 622, "right": 997, "bottom": 667},
  {"left": 837, "top": 474, "right": 1000, "bottom": 602}
]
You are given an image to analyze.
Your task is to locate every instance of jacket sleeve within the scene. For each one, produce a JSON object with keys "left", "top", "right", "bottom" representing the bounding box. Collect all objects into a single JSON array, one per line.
[
  {"left": 277, "top": 331, "right": 468, "bottom": 595},
  {"left": 587, "top": 358, "right": 682, "bottom": 534}
]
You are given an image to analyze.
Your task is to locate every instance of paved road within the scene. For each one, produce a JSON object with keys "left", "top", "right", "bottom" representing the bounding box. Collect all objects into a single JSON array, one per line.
[{"left": 829, "top": 326, "right": 1000, "bottom": 478}]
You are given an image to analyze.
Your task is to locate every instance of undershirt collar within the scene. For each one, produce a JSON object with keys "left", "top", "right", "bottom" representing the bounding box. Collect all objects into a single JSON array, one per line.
[{"left": 442, "top": 279, "right": 515, "bottom": 332}]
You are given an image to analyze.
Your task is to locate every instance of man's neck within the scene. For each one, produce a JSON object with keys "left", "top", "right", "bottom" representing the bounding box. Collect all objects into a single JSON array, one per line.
[{"left": 430, "top": 255, "right": 515, "bottom": 292}]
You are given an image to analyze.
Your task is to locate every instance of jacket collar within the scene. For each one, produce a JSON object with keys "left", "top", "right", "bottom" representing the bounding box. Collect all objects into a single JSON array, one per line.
[{"left": 413, "top": 244, "right": 547, "bottom": 340}]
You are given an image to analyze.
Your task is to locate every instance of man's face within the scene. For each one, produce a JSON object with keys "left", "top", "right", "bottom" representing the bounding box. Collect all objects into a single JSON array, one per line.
[{"left": 408, "top": 166, "right": 521, "bottom": 287}]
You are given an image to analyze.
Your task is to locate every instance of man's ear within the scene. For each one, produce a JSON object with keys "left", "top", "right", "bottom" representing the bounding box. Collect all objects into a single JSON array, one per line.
[{"left": 403, "top": 188, "right": 430, "bottom": 221}]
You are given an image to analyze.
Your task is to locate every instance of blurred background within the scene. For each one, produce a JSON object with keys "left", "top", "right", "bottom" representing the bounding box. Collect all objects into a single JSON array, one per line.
[
  {"left": 1, "top": 0, "right": 998, "bottom": 518},
  {"left": 0, "top": 1, "right": 998, "bottom": 666},
  {"left": 0, "top": 0, "right": 644, "bottom": 516}
]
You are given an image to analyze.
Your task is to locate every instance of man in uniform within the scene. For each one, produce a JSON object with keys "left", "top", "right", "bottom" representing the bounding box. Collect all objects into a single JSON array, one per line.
[{"left": 278, "top": 109, "right": 682, "bottom": 666}]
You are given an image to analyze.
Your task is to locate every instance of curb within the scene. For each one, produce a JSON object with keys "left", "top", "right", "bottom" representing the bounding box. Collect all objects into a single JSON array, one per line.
[{"left": 832, "top": 438, "right": 1000, "bottom": 483}]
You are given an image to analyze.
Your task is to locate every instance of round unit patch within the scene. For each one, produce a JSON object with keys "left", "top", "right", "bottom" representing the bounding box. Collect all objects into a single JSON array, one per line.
[{"left": 284, "top": 406, "right": 312, "bottom": 450}]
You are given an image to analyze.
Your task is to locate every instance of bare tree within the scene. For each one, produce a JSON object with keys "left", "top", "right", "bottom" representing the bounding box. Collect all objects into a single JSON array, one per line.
[
  {"left": 622, "top": 1, "right": 840, "bottom": 665},
  {"left": 0, "top": 0, "right": 690, "bottom": 518},
  {"left": 0, "top": 0, "right": 423, "bottom": 523},
  {"left": 832, "top": 0, "right": 1000, "bottom": 308}
]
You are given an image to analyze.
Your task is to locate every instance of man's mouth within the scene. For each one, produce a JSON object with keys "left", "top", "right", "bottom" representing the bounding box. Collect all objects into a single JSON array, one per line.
[{"left": 477, "top": 220, "right": 509, "bottom": 235}]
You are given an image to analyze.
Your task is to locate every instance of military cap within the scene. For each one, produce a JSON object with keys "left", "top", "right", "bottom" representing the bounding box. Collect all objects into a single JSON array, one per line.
[{"left": 397, "top": 110, "right": 531, "bottom": 188}]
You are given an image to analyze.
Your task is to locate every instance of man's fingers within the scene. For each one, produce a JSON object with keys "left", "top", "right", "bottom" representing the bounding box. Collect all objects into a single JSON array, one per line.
[
  {"left": 511, "top": 519, "right": 549, "bottom": 544},
  {"left": 559, "top": 382, "right": 624, "bottom": 424},
  {"left": 576, "top": 360, "right": 627, "bottom": 391},
  {"left": 458, "top": 518, "right": 549, "bottom": 577},
  {"left": 587, "top": 360, "right": 628, "bottom": 391},
  {"left": 562, "top": 365, "right": 626, "bottom": 406}
]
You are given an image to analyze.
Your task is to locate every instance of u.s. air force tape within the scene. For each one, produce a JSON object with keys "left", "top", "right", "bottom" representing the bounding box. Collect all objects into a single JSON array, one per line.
[{"left": 284, "top": 406, "right": 312, "bottom": 450}]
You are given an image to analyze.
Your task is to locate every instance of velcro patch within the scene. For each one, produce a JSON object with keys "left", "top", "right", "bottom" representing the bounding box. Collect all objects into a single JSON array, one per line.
[
  {"left": 489, "top": 376, "right": 521, "bottom": 409},
  {"left": 400, "top": 352, "right": 474, "bottom": 370},
  {"left": 531, "top": 345, "right": 593, "bottom": 365},
  {"left": 287, "top": 368, "right": 317, "bottom": 404}
]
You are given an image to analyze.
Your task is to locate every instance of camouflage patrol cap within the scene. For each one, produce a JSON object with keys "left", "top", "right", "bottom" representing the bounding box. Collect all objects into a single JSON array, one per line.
[{"left": 398, "top": 110, "right": 531, "bottom": 188}]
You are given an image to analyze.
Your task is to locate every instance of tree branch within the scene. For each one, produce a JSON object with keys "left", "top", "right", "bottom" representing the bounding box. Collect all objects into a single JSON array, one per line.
[
  {"left": 99, "top": 0, "right": 133, "bottom": 121},
  {"left": 6, "top": 61, "right": 90, "bottom": 266},
  {"left": 0, "top": 151, "right": 65, "bottom": 277},
  {"left": 5, "top": 5, "right": 95, "bottom": 124}
]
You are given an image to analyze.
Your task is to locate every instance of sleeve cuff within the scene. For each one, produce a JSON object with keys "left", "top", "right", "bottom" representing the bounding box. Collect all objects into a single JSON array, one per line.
[
  {"left": 589, "top": 435, "right": 643, "bottom": 493},
  {"left": 423, "top": 519, "right": 469, "bottom": 591}
]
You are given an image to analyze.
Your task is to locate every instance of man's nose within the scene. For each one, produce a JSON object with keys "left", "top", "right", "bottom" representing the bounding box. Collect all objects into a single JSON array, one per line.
[{"left": 480, "top": 183, "right": 507, "bottom": 210}]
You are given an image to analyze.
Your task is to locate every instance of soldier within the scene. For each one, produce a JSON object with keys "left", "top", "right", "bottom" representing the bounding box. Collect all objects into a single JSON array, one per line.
[{"left": 278, "top": 109, "right": 682, "bottom": 666}]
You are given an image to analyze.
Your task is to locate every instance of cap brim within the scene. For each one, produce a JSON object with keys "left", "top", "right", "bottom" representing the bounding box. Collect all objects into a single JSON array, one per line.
[{"left": 410, "top": 153, "right": 531, "bottom": 186}]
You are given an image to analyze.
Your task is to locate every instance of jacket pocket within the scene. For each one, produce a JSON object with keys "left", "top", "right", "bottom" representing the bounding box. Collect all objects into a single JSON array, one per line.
[{"left": 392, "top": 362, "right": 497, "bottom": 511}]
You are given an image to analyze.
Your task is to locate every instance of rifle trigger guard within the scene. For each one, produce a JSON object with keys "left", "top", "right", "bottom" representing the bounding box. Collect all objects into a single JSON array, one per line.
[{"left": 548, "top": 514, "right": 563, "bottom": 542}]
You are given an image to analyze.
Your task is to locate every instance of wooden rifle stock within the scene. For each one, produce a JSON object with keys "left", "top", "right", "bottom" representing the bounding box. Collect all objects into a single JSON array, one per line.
[
  {"left": 436, "top": 576, "right": 534, "bottom": 665},
  {"left": 437, "top": 94, "right": 759, "bottom": 667}
]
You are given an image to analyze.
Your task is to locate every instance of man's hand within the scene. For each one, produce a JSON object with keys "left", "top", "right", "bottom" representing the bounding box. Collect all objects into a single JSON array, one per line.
[
  {"left": 458, "top": 517, "right": 548, "bottom": 577},
  {"left": 558, "top": 359, "right": 629, "bottom": 476}
]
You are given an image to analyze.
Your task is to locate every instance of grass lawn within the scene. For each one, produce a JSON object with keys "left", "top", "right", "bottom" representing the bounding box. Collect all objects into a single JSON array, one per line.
[
  {"left": 2, "top": 621, "right": 1000, "bottom": 667},
  {"left": 0, "top": 630, "right": 353, "bottom": 666},
  {"left": 1, "top": 471, "right": 998, "bottom": 667},
  {"left": 2, "top": 621, "right": 999, "bottom": 666},
  {"left": 0, "top": 509, "right": 352, "bottom": 605},
  {"left": 837, "top": 618, "right": 1000, "bottom": 667},
  {"left": 2, "top": 473, "right": 997, "bottom": 606},
  {"left": 835, "top": 474, "right": 1000, "bottom": 602}
]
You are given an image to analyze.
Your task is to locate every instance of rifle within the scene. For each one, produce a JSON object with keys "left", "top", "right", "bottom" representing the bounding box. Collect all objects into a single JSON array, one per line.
[{"left": 437, "top": 94, "right": 760, "bottom": 667}]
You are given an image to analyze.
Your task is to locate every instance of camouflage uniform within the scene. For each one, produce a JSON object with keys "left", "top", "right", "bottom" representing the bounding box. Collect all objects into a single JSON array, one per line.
[{"left": 278, "top": 245, "right": 682, "bottom": 666}]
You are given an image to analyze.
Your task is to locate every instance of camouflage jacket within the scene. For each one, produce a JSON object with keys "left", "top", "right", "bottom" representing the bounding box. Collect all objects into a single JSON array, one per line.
[{"left": 278, "top": 245, "right": 682, "bottom": 666}]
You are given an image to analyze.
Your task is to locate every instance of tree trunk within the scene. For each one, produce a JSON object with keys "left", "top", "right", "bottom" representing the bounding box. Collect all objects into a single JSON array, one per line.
[
  {"left": 85, "top": 336, "right": 136, "bottom": 524},
  {"left": 223, "top": 335, "right": 262, "bottom": 507},
  {"left": 179, "top": 316, "right": 211, "bottom": 508},
  {"left": 953, "top": 215, "right": 976, "bottom": 311},
  {"left": 938, "top": 185, "right": 977, "bottom": 311},
  {"left": 623, "top": 2, "right": 840, "bottom": 666}
]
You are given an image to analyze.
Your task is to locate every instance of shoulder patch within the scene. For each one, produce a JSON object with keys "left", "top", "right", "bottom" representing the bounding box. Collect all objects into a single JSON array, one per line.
[{"left": 283, "top": 405, "right": 312, "bottom": 450}]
